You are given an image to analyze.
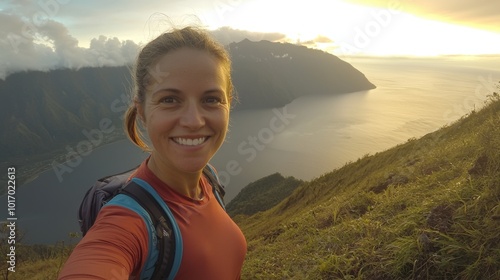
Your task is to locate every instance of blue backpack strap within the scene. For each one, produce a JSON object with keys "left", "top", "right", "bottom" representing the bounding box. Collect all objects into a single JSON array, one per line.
[
  {"left": 104, "top": 193, "right": 159, "bottom": 279},
  {"left": 130, "top": 178, "right": 183, "bottom": 280},
  {"left": 104, "top": 179, "right": 183, "bottom": 280},
  {"left": 99, "top": 165, "right": 221, "bottom": 279}
]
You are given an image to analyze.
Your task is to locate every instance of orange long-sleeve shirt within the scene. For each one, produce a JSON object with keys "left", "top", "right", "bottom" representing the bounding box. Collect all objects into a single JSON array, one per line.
[{"left": 59, "top": 160, "right": 247, "bottom": 279}]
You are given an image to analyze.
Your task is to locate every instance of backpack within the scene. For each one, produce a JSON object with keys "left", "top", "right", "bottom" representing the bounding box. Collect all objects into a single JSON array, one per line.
[{"left": 78, "top": 164, "right": 226, "bottom": 280}]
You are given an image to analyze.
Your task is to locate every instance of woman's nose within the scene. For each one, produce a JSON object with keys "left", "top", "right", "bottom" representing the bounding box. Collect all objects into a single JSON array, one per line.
[{"left": 179, "top": 101, "right": 205, "bottom": 129}]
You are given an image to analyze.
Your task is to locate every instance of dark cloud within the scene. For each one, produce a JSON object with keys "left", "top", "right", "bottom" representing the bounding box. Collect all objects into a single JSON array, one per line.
[
  {"left": 345, "top": 0, "right": 500, "bottom": 32},
  {"left": 210, "top": 26, "right": 287, "bottom": 45}
]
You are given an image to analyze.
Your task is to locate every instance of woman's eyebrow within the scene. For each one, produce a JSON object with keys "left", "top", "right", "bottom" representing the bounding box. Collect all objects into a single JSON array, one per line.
[
  {"left": 152, "top": 88, "right": 225, "bottom": 97},
  {"left": 152, "top": 88, "right": 182, "bottom": 97},
  {"left": 203, "top": 88, "right": 225, "bottom": 94}
]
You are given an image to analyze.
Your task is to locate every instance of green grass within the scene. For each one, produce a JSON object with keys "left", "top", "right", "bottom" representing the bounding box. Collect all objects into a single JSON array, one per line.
[
  {"left": 238, "top": 91, "right": 500, "bottom": 279},
  {"left": 0, "top": 241, "right": 75, "bottom": 280},
  {"left": 5, "top": 258, "right": 64, "bottom": 280}
]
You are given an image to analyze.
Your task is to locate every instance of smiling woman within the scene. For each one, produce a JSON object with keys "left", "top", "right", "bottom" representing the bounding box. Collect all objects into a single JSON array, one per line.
[
  {"left": 138, "top": 48, "right": 230, "bottom": 193},
  {"left": 59, "top": 26, "right": 247, "bottom": 280}
]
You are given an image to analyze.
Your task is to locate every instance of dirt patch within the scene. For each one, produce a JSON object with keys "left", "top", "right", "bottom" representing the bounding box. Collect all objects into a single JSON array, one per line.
[
  {"left": 468, "top": 154, "right": 488, "bottom": 176},
  {"left": 427, "top": 204, "right": 454, "bottom": 233}
]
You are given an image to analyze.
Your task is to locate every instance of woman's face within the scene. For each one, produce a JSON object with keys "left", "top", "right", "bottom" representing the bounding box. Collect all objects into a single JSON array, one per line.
[{"left": 138, "top": 48, "right": 230, "bottom": 173}]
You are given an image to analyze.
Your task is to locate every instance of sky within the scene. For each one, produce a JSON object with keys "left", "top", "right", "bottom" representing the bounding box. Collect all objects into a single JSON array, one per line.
[{"left": 1, "top": 0, "right": 499, "bottom": 79}]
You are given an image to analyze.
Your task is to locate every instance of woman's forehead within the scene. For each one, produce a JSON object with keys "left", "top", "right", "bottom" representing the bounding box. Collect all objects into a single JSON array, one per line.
[{"left": 146, "top": 49, "right": 228, "bottom": 94}]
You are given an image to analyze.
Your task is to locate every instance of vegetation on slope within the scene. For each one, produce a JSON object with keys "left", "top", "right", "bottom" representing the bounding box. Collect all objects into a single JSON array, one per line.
[
  {"left": 0, "top": 224, "right": 78, "bottom": 279},
  {"left": 237, "top": 90, "right": 500, "bottom": 279}
]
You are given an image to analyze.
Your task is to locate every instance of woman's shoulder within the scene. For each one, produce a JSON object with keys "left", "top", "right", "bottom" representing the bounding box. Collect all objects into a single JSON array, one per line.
[
  {"left": 94, "top": 203, "right": 149, "bottom": 234},
  {"left": 59, "top": 205, "right": 150, "bottom": 279}
]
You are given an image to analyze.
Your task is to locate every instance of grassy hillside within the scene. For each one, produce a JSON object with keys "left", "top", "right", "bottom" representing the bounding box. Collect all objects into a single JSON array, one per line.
[
  {"left": 237, "top": 91, "right": 500, "bottom": 279},
  {"left": 4, "top": 90, "right": 499, "bottom": 279},
  {"left": 0, "top": 231, "right": 76, "bottom": 280}
]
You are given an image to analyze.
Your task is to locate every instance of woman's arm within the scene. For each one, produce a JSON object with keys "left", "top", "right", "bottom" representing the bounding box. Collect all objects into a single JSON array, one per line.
[{"left": 58, "top": 206, "right": 149, "bottom": 280}]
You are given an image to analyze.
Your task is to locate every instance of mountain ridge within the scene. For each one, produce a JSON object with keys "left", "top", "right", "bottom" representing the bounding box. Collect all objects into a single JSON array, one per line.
[
  {"left": 1, "top": 40, "right": 375, "bottom": 164},
  {"left": 226, "top": 172, "right": 303, "bottom": 217},
  {"left": 229, "top": 39, "right": 375, "bottom": 109}
]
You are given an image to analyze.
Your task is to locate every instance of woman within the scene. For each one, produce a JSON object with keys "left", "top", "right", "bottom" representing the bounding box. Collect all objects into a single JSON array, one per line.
[{"left": 59, "top": 27, "right": 247, "bottom": 279}]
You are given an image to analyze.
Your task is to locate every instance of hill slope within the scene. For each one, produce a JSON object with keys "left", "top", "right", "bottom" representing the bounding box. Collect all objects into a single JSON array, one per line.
[
  {"left": 236, "top": 92, "right": 500, "bottom": 279},
  {"left": 229, "top": 39, "right": 375, "bottom": 109},
  {"left": 226, "top": 172, "right": 303, "bottom": 217}
]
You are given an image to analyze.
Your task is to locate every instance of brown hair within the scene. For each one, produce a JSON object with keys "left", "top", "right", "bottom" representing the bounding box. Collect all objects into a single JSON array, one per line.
[{"left": 124, "top": 26, "right": 234, "bottom": 150}]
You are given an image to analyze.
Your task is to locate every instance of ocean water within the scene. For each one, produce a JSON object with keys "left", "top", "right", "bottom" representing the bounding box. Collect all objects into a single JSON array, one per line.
[{"left": 3, "top": 56, "right": 500, "bottom": 244}]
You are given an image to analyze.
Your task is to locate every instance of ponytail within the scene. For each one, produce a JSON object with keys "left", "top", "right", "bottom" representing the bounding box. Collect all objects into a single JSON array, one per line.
[{"left": 124, "top": 105, "right": 149, "bottom": 151}]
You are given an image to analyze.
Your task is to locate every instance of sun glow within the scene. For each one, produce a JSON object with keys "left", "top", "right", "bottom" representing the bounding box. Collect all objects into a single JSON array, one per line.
[{"left": 201, "top": 0, "right": 500, "bottom": 57}]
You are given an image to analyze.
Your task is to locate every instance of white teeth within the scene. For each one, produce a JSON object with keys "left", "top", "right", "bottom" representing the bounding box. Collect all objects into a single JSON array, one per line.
[{"left": 174, "top": 137, "right": 207, "bottom": 146}]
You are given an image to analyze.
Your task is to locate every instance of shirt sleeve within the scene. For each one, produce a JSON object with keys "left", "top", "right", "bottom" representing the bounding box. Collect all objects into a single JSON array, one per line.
[{"left": 58, "top": 206, "right": 149, "bottom": 280}]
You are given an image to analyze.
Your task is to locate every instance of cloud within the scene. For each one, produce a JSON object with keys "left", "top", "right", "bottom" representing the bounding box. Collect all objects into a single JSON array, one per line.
[
  {"left": 296, "top": 35, "right": 335, "bottom": 50},
  {"left": 313, "top": 35, "right": 334, "bottom": 43},
  {"left": 0, "top": 15, "right": 290, "bottom": 79},
  {"left": 0, "top": 12, "right": 140, "bottom": 79},
  {"left": 345, "top": 0, "right": 500, "bottom": 32},
  {"left": 210, "top": 26, "right": 287, "bottom": 45}
]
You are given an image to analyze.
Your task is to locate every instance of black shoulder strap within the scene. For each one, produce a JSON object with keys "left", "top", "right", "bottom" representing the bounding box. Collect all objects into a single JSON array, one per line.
[
  {"left": 203, "top": 164, "right": 226, "bottom": 209},
  {"left": 120, "top": 181, "right": 175, "bottom": 280}
]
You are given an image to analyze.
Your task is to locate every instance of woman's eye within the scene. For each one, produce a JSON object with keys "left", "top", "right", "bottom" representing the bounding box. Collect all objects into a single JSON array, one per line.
[
  {"left": 205, "top": 97, "right": 219, "bottom": 104},
  {"left": 160, "top": 96, "right": 177, "bottom": 104},
  {"left": 204, "top": 96, "right": 225, "bottom": 105}
]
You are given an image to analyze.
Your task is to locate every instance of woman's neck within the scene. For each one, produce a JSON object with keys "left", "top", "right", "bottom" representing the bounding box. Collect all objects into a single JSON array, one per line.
[{"left": 147, "top": 155, "right": 203, "bottom": 200}]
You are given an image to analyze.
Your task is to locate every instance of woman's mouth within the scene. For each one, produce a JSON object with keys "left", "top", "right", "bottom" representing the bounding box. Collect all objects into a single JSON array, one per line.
[{"left": 172, "top": 137, "right": 208, "bottom": 146}]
